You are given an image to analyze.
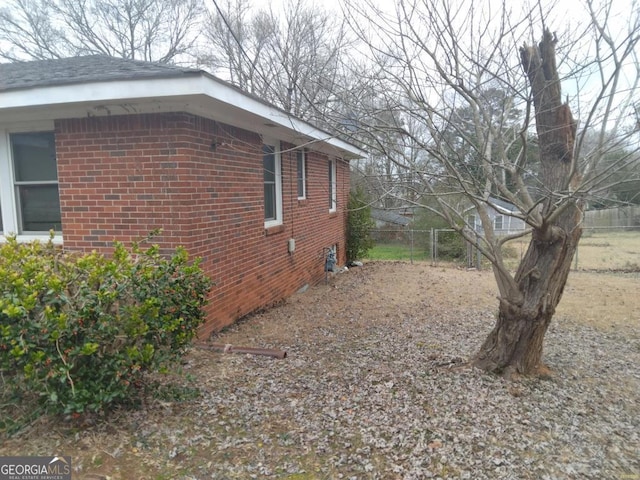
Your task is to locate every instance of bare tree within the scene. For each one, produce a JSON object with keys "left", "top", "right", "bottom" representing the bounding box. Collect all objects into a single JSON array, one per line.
[
  {"left": 199, "top": 0, "right": 267, "bottom": 92},
  {"left": 343, "top": 0, "right": 640, "bottom": 376},
  {"left": 262, "top": 0, "right": 351, "bottom": 121},
  {"left": 0, "top": 0, "right": 203, "bottom": 63},
  {"left": 200, "top": 0, "right": 354, "bottom": 127},
  {"left": 0, "top": 0, "right": 66, "bottom": 60}
]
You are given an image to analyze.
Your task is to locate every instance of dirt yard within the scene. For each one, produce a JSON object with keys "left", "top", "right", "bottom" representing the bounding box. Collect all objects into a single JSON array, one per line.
[{"left": 1, "top": 262, "right": 639, "bottom": 479}]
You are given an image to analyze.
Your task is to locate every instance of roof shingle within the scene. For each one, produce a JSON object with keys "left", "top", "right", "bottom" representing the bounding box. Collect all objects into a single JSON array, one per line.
[{"left": 0, "top": 55, "right": 202, "bottom": 92}]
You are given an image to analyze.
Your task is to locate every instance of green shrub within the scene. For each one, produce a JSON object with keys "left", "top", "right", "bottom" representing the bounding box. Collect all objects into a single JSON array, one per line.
[
  {"left": 346, "top": 187, "right": 376, "bottom": 261},
  {"left": 0, "top": 235, "right": 212, "bottom": 415},
  {"left": 414, "top": 208, "right": 466, "bottom": 262},
  {"left": 433, "top": 230, "right": 466, "bottom": 261}
]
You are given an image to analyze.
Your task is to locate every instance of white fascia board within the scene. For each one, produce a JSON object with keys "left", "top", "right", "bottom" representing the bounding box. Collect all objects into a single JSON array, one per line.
[
  {"left": 196, "top": 78, "right": 365, "bottom": 157},
  {"left": 461, "top": 200, "right": 517, "bottom": 215},
  {"left": 0, "top": 75, "right": 216, "bottom": 108},
  {"left": 491, "top": 203, "right": 517, "bottom": 214},
  {"left": 0, "top": 74, "right": 366, "bottom": 159}
]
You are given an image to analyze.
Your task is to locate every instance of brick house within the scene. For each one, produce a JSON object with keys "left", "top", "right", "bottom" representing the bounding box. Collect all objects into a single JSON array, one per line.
[{"left": 0, "top": 56, "right": 364, "bottom": 336}]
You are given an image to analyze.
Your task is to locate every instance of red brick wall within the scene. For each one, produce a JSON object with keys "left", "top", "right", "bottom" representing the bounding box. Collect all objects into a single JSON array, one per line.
[{"left": 55, "top": 112, "right": 350, "bottom": 336}]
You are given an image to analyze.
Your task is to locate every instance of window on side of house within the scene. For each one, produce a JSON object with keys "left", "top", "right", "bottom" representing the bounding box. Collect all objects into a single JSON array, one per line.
[
  {"left": 494, "top": 214, "right": 503, "bottom": 231},
  {"left": 467, "top": 214, "right": 476, "bottom": 231},
  {"left": 0, "top": 136, "right": 8, "bottom": 235},
  {"left": 296, "top": 149, "right": 306, "bottom": 200},
  {"left": 263, "top": 141, "right": 282, "bottom": 227},
  {"left": 8, "top": 131, "right": 61, "bottom": 233},
  {"left": 328, "top": 158, "right": 337, "bottom": 212},
  {"left": 12, "top": 132, "right": 61, "bottom": 232}
]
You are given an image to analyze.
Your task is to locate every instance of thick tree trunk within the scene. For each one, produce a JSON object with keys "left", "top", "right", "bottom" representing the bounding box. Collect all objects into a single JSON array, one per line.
[
  {"left": 473, "top": 212, "right": 582, "bottom": 375},
  {"left": 472, "top": 30, "right": 583, "bottom": 376}
]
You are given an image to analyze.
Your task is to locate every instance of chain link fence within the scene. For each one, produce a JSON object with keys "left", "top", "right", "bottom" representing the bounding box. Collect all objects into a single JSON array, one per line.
[{"left": 369, "top": 226, "right": 640, "bottom": 272}]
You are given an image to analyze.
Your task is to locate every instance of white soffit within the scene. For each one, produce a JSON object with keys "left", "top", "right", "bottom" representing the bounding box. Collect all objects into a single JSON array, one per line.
[{"left": 0, "top": 74, "right": 365, "bottom": 159}]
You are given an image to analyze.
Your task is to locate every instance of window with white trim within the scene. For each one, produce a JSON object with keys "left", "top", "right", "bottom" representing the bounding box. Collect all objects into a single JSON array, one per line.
[
  {"left": 263, "top": 141, "right": 282, "bottom": 227},
  {"left": 0, "top": 129, "right": 61, "bottom": 236},
  {"left": 296, "top": 149, "right": 306, "bottom": 200},
  {"left": 328, "top": 158, "right": 337, "bottom": 212},
  {"left": 467, "top": 214, "right": 476, "bottom": 231},
  {"left": 494, "top": 214, "right": 503, "bottom": 231}
]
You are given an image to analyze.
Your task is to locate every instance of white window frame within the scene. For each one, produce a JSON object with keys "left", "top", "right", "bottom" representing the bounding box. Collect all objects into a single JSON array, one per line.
[
  {"left": 263, "top": 139, "right": 283, "bottom": 228},
  {"left": 0, "top": 121, "right": 63, "bottom": 244},
  {"left": 296, "top": 148, "right": 306, "bottom": 200},
  {"left": 467, "top": 214, "right": 476, "bottom": 231},
  {"left": 494, "top": 214, "right": 504, "bottom": 231},
  {"left": 329, "top": 158, "right": 337, "bottom": 212}
]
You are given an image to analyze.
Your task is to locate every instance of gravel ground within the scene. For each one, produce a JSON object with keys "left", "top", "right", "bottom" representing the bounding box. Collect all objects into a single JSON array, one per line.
[{"left": 2, "top": 262, "right": 639, "bottom": 479}]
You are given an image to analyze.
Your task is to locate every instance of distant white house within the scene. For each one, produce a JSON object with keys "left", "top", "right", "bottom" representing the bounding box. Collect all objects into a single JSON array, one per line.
[{"left": 465, "top": 197, "right": 527, "bottom": 235}]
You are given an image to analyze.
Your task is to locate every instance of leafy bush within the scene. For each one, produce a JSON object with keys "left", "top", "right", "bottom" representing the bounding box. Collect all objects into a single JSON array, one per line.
[
  {"left": 346, "top": 187, "right": 375, "bottom": 261},
  {"left": 433, "top": 230, "right": 466, "bottom": 261},
  {"left": 414, "top": 208, "right": 466, "bottom": 262},
  {"left": 0, "top": 235, "right": 212, "bottom": 415}
]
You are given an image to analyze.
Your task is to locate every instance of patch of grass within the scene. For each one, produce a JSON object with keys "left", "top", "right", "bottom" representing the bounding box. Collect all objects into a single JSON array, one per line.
[
  {"left": 366, "top": 243, "right": 429, "bottom": 261},
  {"left": 368, "top": 230, "right": 640, "bottom": 270},
  {"left": 503, "top": 230, "right": 640, "bottom": 272}
]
